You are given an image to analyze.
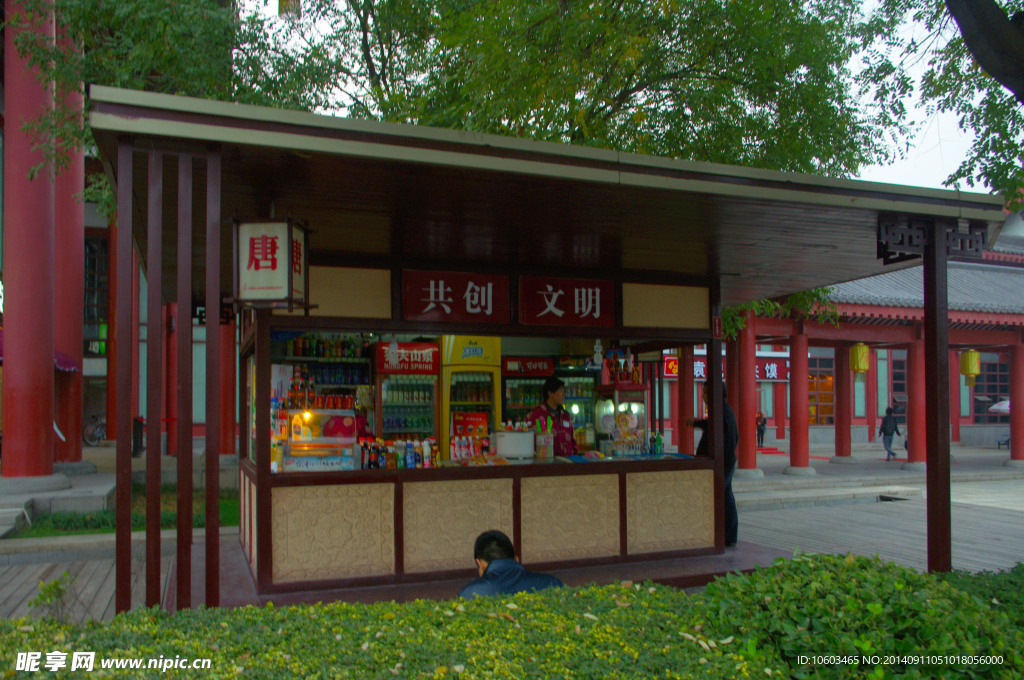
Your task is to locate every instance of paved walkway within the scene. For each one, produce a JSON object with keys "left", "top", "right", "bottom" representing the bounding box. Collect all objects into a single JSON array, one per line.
[{"left": 0, "top": 443, "right": 1021, "bottom": 623}]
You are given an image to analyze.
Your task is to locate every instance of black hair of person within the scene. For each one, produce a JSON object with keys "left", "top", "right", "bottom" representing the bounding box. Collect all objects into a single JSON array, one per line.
[
  {"left": 541, "top": 376, "right": 566, "bottom": 404},
  {"left": 473, "top": 530, "right": 516, "bottom": 563}
]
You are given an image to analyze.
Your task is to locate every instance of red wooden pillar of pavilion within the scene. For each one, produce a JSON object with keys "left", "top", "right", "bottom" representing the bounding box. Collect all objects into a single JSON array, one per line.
[
  {"left": 949, "top": 350, "right": 961, "bottom": 444},
  {"left": 165, "top": 303, "right": 179, "bottom": 456},
  {"left": 725, "top": 340, "right": 739, "bottom": 412},
  {"left": 736, "top": 311, "right": 761, "bottom": 476},
  {"left": 1009, "top": 340, "right": 1024, "bottom": 467},
  {"left": 219, "top": 320, "right": 237, "bottom": 455},
  {"left": 677, "top": 345, "right": 695, "bottom": 455},
  {"left": 905, "top": 339, "right": 927, "bottom": 468},
  {"left": 773, "top": 381, "right": 787, "bottom": 440},
  {"left": 832, "top": 343, "right": 854, "bottom": 463},
  {"left": 865, "top": 349, "right": 878, "bottom": 444},
  {"left": 1, "top": 1, "right": 61, "bottom": 485},
  {"left": 786, "top": 328, "right": 813, "bottom": 475}
]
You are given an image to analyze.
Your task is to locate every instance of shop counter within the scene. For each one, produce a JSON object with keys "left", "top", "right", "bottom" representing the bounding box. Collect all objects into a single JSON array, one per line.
[{"left": 239, "top": 455, "right": 720, "bottom": 593}]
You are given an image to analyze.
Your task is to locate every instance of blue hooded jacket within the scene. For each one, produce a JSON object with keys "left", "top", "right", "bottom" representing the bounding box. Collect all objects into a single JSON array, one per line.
[{"left": 458, "top": 559, "right": 564, "bottom": 598}]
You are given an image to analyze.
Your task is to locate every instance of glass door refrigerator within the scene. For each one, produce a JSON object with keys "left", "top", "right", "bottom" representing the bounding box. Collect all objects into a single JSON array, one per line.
[
  {"left": 501, "top": 357, "right": 555, "bottom": 427},
  {"left": 374, "top": 342, "right": 440, "bottom": 443},
  {"left": 554, "top": 356, "right": 600, "bottom": 452},
  {"left": 440, "top": 335, "right": 502, "bottom": 460}
]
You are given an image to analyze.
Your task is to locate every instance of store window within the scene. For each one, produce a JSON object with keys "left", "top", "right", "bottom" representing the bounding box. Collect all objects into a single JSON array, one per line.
[
  {"left": 972, "top": 356, "right": 1009, "bottom": 424},
  {"left": 808, "top": 356, "right": 834, "bottom": 425}
]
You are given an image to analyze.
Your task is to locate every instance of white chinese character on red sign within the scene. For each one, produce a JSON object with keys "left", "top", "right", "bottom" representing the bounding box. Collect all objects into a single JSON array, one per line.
[
  {"left": 464, "top": 282, "right": 493, "bottom": 315},
  {"left": 292, "top": 238, "right": 302, "bottom": 275},
  {"left": 247, "top": 235, "right": 279, "bottom": 271},
  {"left": 755, "top": 363, "right": 761, "bottom": 380},
  {"left": 694, "top": 361, "right": 706, "bottom": 379},
  {"left": 765, "top": 362, "right": 779, "bottom": 380},
  {"left": 422, "top": 280, "right": 453, "bottom": 314},
  {"left": 575, "top": 287, "right": 601, "bottom": 319},
  {"left": 538, "top": 284, "right": 565, "bottom": 318}
]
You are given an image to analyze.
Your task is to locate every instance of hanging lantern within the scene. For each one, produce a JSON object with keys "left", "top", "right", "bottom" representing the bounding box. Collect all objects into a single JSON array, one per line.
[
  {"left": 849, "top": 343, "right": 870, "bottom": 382},
  {"left": 960, "top": 349, "right": 981, "bottom": 387}
]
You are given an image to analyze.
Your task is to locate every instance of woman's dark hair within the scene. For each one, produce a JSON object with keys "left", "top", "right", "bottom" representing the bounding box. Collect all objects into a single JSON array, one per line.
[
  {"left": 474, "top": 530, "right": 516, "bottom": 563},
  {"left": 885, "top": 407, "right": 894, "bottom": 416},
  {"left": 541, "top": 377, "right": 565, "bottom": 403}
]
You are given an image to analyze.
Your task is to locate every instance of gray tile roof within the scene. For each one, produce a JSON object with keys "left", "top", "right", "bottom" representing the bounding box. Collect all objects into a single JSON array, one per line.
[{"left": 831, "top": 262, "right": 1024, "bottom": 314}]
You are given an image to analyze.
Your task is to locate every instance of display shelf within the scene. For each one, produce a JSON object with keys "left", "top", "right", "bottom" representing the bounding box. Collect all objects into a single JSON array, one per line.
[
  {"left": 382, "top": 402, "right": 435, "bottom": 407},
  {"left": 383, "top": 429, "right": 433, "bottom": 435},
  {"left": 450, "top": 401, "right": 493, "bottom": 406},
  {"left": 280, "top": 356, "right": 370, "bottom": 364},
  {"left": 320, "top": 384, "right": 364, "bottom": 390}
]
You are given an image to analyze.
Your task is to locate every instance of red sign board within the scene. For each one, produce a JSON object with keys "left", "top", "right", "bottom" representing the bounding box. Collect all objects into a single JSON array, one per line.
[
  {"left": 519, "top": 276, "right": 615, "bottom": 327},
  {"left": 402, "top": 270, "right": 510, "bottom": 323},
  {"left": 712, "top": 316, "right": 722, "bottom": 339},
  {"left": 376, "top": 342, "right": 439, "bottom": 375},
  {"left": 452, "top": 412, "right": 489, "bottom": 438},
  {"left": 502, "top": 357, "right": 555, "bottom": 376},
  {"left": 663, "top": 357, "right": 790, "bottom": 382}
]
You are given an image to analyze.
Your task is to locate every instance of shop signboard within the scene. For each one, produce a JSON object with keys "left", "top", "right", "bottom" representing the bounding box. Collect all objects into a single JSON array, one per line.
[
  {"left": 502, "top": 357, "right": 555, "bottom": 376},
  {"left": 663, "top": 357, "right": 790, "bottom": 382},
  {"left": 519, "top": 276, "right": 615, "bottom": 327},
  {"left": 376, "top": 342, "right": 439, "bottom": 375},
  {"left": 235, "top": 219, "right": 308, "bottom": 308},
  {"left": 403, "top": 270, "right": 510, "bottom": 323}
]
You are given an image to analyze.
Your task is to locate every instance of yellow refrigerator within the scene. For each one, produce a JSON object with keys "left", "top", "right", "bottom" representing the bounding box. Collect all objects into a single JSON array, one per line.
[{"left": 440, "top": 335, "right": 502, "bottom": 460}]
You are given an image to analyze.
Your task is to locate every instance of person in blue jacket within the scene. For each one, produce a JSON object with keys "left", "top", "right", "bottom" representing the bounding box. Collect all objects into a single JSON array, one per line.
[{"left": 458, "top": 530, "right": 564, "bottom": 598}]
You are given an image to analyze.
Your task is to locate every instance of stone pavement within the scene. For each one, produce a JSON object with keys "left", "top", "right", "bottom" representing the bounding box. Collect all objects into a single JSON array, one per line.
[{"left": 0, "top": 442, "right": 1021, "bottom": 622}]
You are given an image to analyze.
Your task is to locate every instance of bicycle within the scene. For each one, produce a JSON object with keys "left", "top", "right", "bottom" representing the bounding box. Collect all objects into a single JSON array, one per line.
[{"left": 82, "top": 415, "right": 106, "bottom": 446}]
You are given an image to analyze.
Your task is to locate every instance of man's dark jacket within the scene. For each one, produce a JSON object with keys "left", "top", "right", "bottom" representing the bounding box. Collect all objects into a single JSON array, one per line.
[
  {"left": 458, "top": 559, "right": 564, "bottom": 598},
  {"left": 694, "top": 401, "right": 738, "bottom": 470}
]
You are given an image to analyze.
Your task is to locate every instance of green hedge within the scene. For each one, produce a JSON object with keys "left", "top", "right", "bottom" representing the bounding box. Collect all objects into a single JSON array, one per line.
[{"left": 1, "top": 554, "right": 1021, "bottom": 679}]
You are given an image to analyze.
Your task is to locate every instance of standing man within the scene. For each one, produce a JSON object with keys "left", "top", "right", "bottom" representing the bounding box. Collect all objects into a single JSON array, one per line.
[
  {"left": 879, "top": 407, "right": 901, "bottom": 461},
  {"left": 690, "top": 384, "right": 739, "bottom": 547}
]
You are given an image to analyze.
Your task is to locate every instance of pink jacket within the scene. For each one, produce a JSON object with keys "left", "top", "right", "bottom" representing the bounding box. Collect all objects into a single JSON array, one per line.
[{"left": 526, "top": 404, "right": 577, "bottom": 457}]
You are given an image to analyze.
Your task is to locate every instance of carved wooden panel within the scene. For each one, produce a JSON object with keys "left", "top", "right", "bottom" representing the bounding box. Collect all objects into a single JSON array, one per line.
[
  {"left": 271, "top": 484, "right": 394, "bottom": 583},
  {"left": 520, "top": 475, "right": 619, "bottom": 563},
  {"left": 404, "top": 479, "right": 513, "bottom": 573},
  {"left": 626, "top": 470, "right": 714, "bottom": 554}
]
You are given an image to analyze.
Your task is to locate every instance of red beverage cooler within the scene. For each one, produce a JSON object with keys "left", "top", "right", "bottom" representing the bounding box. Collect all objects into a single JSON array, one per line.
[
  {"left": 501, "top": 356, "right": 555, "bottom": 426},
  {"left": 375, "top": 342, "right": 440, "bottom": 442}
]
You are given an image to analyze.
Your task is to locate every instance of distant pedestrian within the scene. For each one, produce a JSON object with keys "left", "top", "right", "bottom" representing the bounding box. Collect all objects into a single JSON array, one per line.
[
  {"left": 459, "top": 530, "right": 564, "bottom": 598},
  {"left": 879, "top": 407, "right": 901, "bottom": 461},
  {"left": 755, "top": 411, "right": 767, "bottom": 448}
]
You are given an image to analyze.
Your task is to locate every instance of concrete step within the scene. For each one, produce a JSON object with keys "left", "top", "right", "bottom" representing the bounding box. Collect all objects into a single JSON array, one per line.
[
  {"left": 0, "top": 504, "right": 32, "bottom": 539},
  {"left": 736, "top": 485, "right": 922, "bottom": 511}
]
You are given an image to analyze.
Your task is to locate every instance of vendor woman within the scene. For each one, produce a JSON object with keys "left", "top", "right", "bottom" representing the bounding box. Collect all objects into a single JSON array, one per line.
[{"left": 527, "top": 377, "right": 578, "bottom": 457}]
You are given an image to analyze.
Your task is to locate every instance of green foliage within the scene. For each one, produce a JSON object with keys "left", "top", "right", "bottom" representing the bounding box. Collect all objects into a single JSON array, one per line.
[
  {"left": 2, "top": 554, "right": 1021, "bottom": 678},
  {"left": 28, "top": 571, "right": 80, "bottom": 623},
  {"left": 869, "top": 0, "right": 1024, "bottom": 206},
  {"left": 702, "top": 553, "right": 1024, "bottom": 679},
  {"left": 721, "top": 287, "right": 839, "bottom": 340},
  {"left": 939, "top": 562, "right": 1024, "bottom": 631}
]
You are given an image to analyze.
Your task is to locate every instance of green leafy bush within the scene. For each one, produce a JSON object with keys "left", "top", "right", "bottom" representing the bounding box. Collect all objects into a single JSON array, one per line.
[
  {"left": 940, "top": 563, "right": 1024, "bottom": 631},
  {"left": 700, "top": 553, "right": 1024, "bottom": 679}
]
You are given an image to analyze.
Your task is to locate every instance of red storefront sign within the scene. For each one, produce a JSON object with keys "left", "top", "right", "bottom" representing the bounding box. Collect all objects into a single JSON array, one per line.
[
  {"left": 663, "top": 357, "right": 790, "bottom": 382},
  {"left": 402, "top": 270, "right": 510, "bottom": 323},
  {"left": 376, "top": 342, "right": 439, "bottom": 375},
  {"left": 519, "top": 276, "right": 615, "bottom": 327},
  {"left": 502, "top": 357, "right": 555, "bottom": 376}
]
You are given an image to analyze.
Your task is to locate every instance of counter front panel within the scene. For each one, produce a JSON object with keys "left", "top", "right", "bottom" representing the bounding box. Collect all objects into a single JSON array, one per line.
[
  {"left": 626, "top": 469, "right": 715, "bottom": 554},
  {"left": 520, "top": 474, "right": 620, "bottom": 563}
]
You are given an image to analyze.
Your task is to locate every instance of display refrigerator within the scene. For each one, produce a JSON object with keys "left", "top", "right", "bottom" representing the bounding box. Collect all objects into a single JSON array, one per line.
[
  {"left": 374, "top": 341, "right": 440, "bottom": 443},
  {"left": 595, "top": 358, "right": 650, "bottom": 457},
  {"left": 440, "top": 335, "right": 502, "bottom": 460},
  {"left": 555, "top": 356, "right": 599, "bottom": 451},
  {"left": 501, "top": 356, "right": 555, "bottom": 426}
]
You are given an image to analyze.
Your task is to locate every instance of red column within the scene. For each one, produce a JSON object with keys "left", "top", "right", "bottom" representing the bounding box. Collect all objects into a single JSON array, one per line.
[
  {"left": 106, "top": 220, "right": 118, "bottom": 433},
  {"left": 165, "top": 303, "right": 179, "bottom": 456},
  {"left": 678, "top": 345, "right": 695, "bottom": 454},
  {"left": 219, "top": 320, "right": 237, "bottom": 455},
  {"left": 907, "top": 340, "right": 927, "bottom": 466},
  {"left": 2, "top": 3, "right": 56, "bottom": 478},
  {"left": 1009, "top": 343, "right": 1024, "bottom": 464},
  {"left": 131, "top": 249, "right": 141, "bottom": 425},
  {"left": 773, "top": 381, "right": 787, "bottom": 439},
  {"left": 949, "top": 350, "right": 961, "bottom": 444},
  {"left": 725, "top": 340, "right": 739, "bottom": 411},
  {"left": 788, "top": 331, "right": 810, "bottom": 471},
  {"left": 737, "top": 311, "right": 758, "bottom": 471},
  {"left": 833, "top": 344, "right": 853, "bottom": 461},
  {"left": 866, "top": 349, "right": 878, "bottom": 444}
]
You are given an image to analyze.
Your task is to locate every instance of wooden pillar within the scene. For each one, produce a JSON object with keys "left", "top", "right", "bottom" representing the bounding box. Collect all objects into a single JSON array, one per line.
[
  {"left": 906, "top": 339, "right": 927, "bottom": 466},
  {"left": 866, "top": 349, "right": 878, "bottom": 444},
  {"left": 131, "top": 248, "right": 141, "bottom": 425},
  {"left": 737, "top": 311, "right": 760, "bottom": 474},
  {"left": 949, "top": 350, "right": 961, "bottom": 443},
  {"left": 106, "top": 219, "right": 118, "bottom": 435},
  {"left": 707, "top": 288, "right": 726, "bottom": 550},
  {"left": 787, "top": 329, "right": 812, "bottom": 473},
  {"left": 923, "top": 220, "right": 951, "bottom": 573},
  {"left": 725, "top": 340, "right": 739, "bottom": 411},
  {"left": 176, "top": 156, "right": 195, "bottom": 610},
  {"left": 205, "top": 151, "right": 222, "bottom": 607},
  {"left": 1008, "top": 342, "right": 1024, "bottom": 465},
  {"left": 678, "top": 345, "right": 695, "bottom": 454},
  {"left": 773, "top": 381, "right": 787, "bottom": 440},
  {"left": 144, "top": 152, "right": 164, "bottom": 607},
  {"left": 2, "top": 1, "right": 56, "bottom": 479},
  {"left": 832, "top": 344, "right": 853, "bottom": 461},
  {"left": 114, "top": 141, "right": 134, "bottom": 613},
  {"left": 165, "top": 303, "right": 179, "bottom": 456},
  {"left": 219, "top": 320, "right": 238, "bottom": 455}
]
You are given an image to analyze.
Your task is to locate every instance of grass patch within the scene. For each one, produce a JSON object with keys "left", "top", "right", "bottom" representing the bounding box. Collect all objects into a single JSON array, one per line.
[
  {"left": 2, "top": 553, "right": 1021, "bottom": 679},
  {"left": 9, "top": 484, "right": 238, "bottom": 539}
]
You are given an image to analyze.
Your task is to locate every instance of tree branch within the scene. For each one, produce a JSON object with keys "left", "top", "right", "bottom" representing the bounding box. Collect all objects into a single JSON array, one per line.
[{"left": 944, "top": 0, "right": 1024, "bottom": 105}]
